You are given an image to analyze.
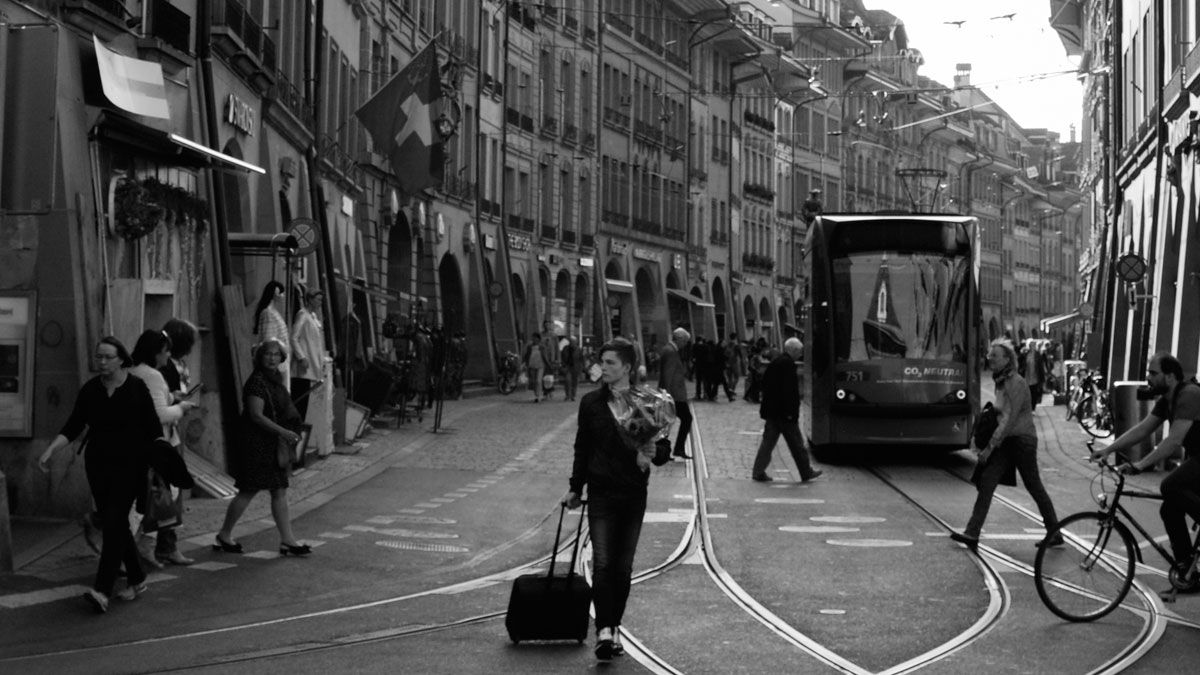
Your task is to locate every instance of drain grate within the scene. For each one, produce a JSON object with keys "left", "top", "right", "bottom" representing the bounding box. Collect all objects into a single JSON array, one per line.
[{"left": 376, "top": 540, "right": 468, "bottom": 553}]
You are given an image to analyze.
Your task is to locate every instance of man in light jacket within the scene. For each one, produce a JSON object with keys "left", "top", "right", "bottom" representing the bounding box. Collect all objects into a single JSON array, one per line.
[{"left": 658, "top": 328, "right": 692, "bottom": 460}]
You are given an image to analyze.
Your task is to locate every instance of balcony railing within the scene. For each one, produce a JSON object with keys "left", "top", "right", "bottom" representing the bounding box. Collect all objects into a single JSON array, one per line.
[
  {"left": 210, "top": 0, "right": 276, "bottom": 88},
  {"left": 564, "top": 14, "right": 579, "bottom": 33},
  {"left": 267, "top": 72, "right": 315, "bottom": 127},
  {"left": 148, "top": 0, "right": 191, "bottom": 54},
  {"left": 606, "top": 13, "right": 632, "bottom": 34}
]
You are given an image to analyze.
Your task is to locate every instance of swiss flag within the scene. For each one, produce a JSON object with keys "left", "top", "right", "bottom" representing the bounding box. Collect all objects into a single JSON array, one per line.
[{"left": 354, "top": 43, "right": 445, "bottom": 195}]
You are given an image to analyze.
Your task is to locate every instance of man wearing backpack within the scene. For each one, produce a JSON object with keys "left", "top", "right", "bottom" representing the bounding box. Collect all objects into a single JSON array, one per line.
[{"left": 1093, "top": 352, "right": 1200, "bottom": 588}]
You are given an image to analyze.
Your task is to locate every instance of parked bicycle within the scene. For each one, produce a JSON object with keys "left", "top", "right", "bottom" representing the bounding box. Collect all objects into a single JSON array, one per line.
[
  {"left": 1068, "top": 370, "right": 1113, "bottom": 438},
  {"left": 1033, "top": 441, "right": 1200, "bottom": 622},
  {"left": 497, "top": 351, "right": 520, "bottom": 395}
]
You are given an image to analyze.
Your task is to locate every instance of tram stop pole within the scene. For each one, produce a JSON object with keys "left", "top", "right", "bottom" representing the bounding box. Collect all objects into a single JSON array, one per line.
[{"left": 1110, "top": 381, "right": 1156, "bottom": 465}]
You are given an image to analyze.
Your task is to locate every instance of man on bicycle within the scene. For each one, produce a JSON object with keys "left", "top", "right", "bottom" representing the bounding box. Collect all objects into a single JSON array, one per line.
[{"left": 1093, "top": 352, "right": 1200, "bottom": 582}]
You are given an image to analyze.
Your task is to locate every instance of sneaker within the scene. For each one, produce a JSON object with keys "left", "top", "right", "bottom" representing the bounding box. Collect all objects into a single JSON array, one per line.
[
  {"left": 82, "top": 589, "right": 109, "bottom": 613},
  {"left": 949, "top": 531, "right": 979, "bottom": 551},
  {"left": 156, "top": 551, "right": 195, "bottom": 566},
  {"left": 801, "top": 469, "right": 824, "bottom": 482},
  {"left": 612, "top": 628, "right": 625, "bottom": 657},
  {"left": 1036, "top": 535, "right": 1065, "bottom": 548},
  {"left": 116, "top": 582, "right": 148, "bottom": 602},
  {"left": 595, "top": 627, "right": 614, "bottom": 661},
  {"left": 751, "top": 474, "right": 774, "bottom": 482}
]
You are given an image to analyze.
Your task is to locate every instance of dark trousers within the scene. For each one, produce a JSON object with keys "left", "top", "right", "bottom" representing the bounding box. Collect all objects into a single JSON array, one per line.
[
  {"left": 723, "top": 372, "right": 739, "bottom": 400},
  {"left": 752, "top": 417, "right": 816, "bottom": 478},
  {"left": 588, "top": 490, "right": 646, "bottom": 631},
  {"left": 86, "top": 457, "right": 146, "bottom": 596},
  {"left": 563, "top": 369, "right": 579, "bottom": 400},
  {"left": 966, "top": 436, "right": 1058, "bottom": 538},
  {"left": 694, "top": 371, "right": 706, "bottom": 399},
  {"left": 1160, "top": 457, "right": 1200, "bottom": 563},
  {"left": 673, "top": 402, "right": 693, "bottom": 457},
  {"left": 704, "top": 375, "right": 720, "bottom": 401}
]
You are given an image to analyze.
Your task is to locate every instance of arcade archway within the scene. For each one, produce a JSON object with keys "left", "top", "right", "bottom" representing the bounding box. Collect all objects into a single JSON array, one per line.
[{"left": 438, "top": 253, "right": 465, "bottom": 335}]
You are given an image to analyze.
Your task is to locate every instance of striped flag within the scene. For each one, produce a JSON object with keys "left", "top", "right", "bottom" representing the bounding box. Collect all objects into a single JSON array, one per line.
[
  {"left": 354, "top": 42, "right": 445, "bottom": 195},
  {"left": 93, "top": 36, "right": 170, "bottom": 119}
]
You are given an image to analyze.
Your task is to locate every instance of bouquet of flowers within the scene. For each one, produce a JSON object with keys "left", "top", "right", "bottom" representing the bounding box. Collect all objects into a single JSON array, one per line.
[{"left": 610, "top": 386, "right": 677, "bottom": 463}]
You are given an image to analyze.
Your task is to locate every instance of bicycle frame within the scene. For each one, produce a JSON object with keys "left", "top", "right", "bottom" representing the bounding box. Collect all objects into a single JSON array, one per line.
[{"left": 1096, "top": 461, "right": 1185, "bottom": 570}]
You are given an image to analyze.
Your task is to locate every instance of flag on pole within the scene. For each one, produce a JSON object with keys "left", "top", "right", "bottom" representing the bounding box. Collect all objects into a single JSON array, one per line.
[
  {"left": 354, "top": 42, "right": 444, "bottom": 195},
  {"left": 93, "top": 36, "right": 170, "bottom": 119}
]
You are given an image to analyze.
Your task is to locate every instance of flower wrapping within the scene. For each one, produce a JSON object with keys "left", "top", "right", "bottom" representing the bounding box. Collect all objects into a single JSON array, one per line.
[{"left": 611, "top": 386, "right": 677, "bottom": 457}]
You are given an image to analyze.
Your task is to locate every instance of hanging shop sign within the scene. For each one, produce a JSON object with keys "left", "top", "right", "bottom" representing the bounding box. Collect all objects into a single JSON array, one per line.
[
  {"left": 609, "top": 239, "right": 630, "bottom": 255},
  {"left": 483, "top": 233, "right": 496, "bottom": 250},
  {"left": 632, "top": 247, "right": 661, "bottom": 263},
  {"left": 673, "top": 253, "right": 683, "bottom": 269},
  {"left": 580, "top": 257, "right": 594, "bottom": 267},
  {"left": 508, "top": 233, "right": 531, "bottom": 251},
  {"left": 225, "top": 93, "right": 256, "bottom": 136}
]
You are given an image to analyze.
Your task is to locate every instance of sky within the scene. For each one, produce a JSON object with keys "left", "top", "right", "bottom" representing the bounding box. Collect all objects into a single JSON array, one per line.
[{"left": 864, "top": 0, "right": 1084, "bottom": 141}]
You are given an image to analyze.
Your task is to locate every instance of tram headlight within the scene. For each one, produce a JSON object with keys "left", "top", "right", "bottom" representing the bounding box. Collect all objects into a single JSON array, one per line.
[
  {"left": 835, "top": 388, "right": 847, "bottom": 400},
  {"left": 955, "top": 389, "right": 967, "bottom": 401}
]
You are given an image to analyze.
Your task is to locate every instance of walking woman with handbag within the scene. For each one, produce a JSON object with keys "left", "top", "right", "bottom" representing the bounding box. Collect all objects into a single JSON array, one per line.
[
  {"left": 129, "top": 330, "right": 198, "bottom": 566},
  {"left": 214, "top": 338, "right": 311, "bottom": 557},
  {"left": 38, "top": 337, "right": 165, "bottom": 613},
  {"left": 950, "top": 340, "right": 1062, "bottom": 551}
]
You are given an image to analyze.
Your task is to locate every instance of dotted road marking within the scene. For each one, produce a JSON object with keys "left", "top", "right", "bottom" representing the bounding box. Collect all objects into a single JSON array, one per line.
[
  {"left": 344, "top": 524, "right": 458, "bottom": 539},
  {"left": 0, "top": 585, "right": 91, "bottom": 609},
  {"left": 244, "top": 551, "right": 281, "bottom": 559},
  {"left": 811, "top": 516, "right": 886, "bottom": 524},
  {"left": 827, "top": 539, "right": 913, "bottom": 547},
  {"left": 376, "top": 540, "right": 469, "bottom": 553},
  {"left": 414, "top": 502, "right": 441, "bottom": 509},
  {"left": 780, "top": 525, "right": 860, "bottom": 533},
  {"left": 819, "top": 609, "right": 847, "bottom": 615},
  {"left": 319, "top": 532, "right": 353, "bottom": 539},
  {"left": 398, "top": 508, "right": 426, "bottom": 515},
  {"left": 446, "top": 492, "right": 469, "bottom": 498},
  {"left": 430, "top": 497, "right": 455, "bottom": 503},
  {"left": 190, "top": 562, "right": 237, "bottom": 572},
  {"left": 754, "top": 498, "right": 826, "bottom": 504}
]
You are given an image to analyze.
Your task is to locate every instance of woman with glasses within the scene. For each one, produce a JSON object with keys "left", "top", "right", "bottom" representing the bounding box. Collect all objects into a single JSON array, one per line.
[
  {"left": 213, "top": 338, "right": 311, "bottom": 557},
  {"left": 38, "top": 337, "right": 165, "bottom": 613}
]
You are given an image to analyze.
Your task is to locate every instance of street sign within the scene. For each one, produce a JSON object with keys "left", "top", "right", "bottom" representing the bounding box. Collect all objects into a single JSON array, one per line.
[
  {"left": 288, "top": 218, "right": 319, "bottom": 256},
  {"left": 1115, "top": 253, "right": 1147, "bottom": 283}
]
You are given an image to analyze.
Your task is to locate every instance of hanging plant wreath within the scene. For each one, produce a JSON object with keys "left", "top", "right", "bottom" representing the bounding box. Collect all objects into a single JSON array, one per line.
[
  {"left": 140, "top": 177, "right": 209, "bottom": 233},
  {"left": 112, "top": 177, "right": 165, "bottom": 240}
]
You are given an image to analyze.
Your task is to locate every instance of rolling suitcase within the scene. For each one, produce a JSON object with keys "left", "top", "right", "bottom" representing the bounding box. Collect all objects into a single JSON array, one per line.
[{"left": 505, "top": 503, "right": 591, "bottom": 644}]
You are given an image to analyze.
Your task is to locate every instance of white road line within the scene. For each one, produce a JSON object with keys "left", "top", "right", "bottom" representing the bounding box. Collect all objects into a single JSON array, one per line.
[
  {"left": 0, "top": 585, "right": 91, "bottom": 609},
  {"left": 189, "top": 562, "right": 237, "bottom": 572}
]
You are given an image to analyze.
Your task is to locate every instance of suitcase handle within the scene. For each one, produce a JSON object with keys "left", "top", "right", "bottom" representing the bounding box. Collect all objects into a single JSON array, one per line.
[{"left": 547, "top": 501, "right": 586, "bottom": 580}]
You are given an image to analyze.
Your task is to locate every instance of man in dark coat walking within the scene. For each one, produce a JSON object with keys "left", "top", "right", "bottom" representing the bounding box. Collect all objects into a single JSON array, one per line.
[{"left": 751, "top": 337, "right": 822, "bottom": 482}]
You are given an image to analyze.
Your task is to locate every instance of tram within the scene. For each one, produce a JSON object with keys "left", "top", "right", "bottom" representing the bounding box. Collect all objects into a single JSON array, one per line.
[{"left": 801, "top": 214, "right": 981, "bottom": 451}]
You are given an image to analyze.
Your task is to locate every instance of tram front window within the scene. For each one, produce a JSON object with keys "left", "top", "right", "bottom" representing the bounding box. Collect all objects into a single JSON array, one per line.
[{"left": 832, "top": 252, "right": 969, "bottom": 364}]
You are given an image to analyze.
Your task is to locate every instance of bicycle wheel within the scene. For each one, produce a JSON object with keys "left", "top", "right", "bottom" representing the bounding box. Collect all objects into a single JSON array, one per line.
[
  {"left": 498, "top": 374, "right": 515, "bottom": 395},
  {"left": 1034, "top": 512, "right": 1136, "bottom": 622},
  {"left": 1077, "top": 396, "right": 1114, "bottom": 439}
]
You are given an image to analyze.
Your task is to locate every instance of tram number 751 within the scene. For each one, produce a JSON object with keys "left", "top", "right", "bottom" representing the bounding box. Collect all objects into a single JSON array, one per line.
[{"left": 840, "top": 370, "right": 866, "bottom": 382}]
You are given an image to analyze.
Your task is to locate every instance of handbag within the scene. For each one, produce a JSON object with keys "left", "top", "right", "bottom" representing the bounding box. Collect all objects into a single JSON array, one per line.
[
  {"left": 277, "top": 436, "right": 297, "bottom": 470},
  {"left": 143, "top": 468, "right": 183, "bottom": 532},
  {"left": 972, "top": 402, "right": 999, "bottom": 450}
]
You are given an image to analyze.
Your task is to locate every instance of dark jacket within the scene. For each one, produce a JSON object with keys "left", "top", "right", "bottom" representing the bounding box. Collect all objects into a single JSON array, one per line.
[
  {"left": 759, "top": 352, "right": 801, "bottom": 421},
  {"left": 657, "top": 342, "right": 688, "bottom": 403},
  {"left": 569, "top": 388, "right": 650, "bottom": 495}
]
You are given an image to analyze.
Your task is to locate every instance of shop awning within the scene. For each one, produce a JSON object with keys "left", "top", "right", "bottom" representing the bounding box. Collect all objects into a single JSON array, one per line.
[
  {"left": 1039, "top": 312, "right": 1085, "bottom": 332},
  {"left": 90, "top": 112, "right": 266, "bottom": 174},
  {"left": 605, "top": 278, "right": 635, "bottom": 293},
  {"left": 666, "top": 288, "right": 715, "bottom": 308},
  {"left": 336, "top": 273, "right": 426, "bottom": 305}
]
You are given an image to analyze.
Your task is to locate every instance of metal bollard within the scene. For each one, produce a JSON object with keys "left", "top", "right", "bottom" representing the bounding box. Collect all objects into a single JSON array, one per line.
[
  {"left": 0, "top": 470, "right": 12, "bottom": 573},
  {"left": 1110, "top": 381, "right": 1154, "bottom": 462}
]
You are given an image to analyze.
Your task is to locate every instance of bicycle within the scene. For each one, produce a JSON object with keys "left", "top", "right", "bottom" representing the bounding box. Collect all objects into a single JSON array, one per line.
[
  {"left": 496, "top": 351, "right": 520, "bottom": 395},
  {"left": 1033, "top": 441, "right": 1200, "bottom": 622},
  {"left": 1072, "top": 371, "right": 1114, "bottom": 439}
]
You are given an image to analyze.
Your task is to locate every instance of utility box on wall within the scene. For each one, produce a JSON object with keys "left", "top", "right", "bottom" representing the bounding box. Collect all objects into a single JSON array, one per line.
[{"left": 0, "top": 291, "right": 36, "bottom": 437}]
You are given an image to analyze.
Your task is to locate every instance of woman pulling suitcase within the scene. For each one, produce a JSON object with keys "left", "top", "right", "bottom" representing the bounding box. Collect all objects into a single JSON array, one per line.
[{"left": 563, "top": 337, "right": 656, "bottom": 661}]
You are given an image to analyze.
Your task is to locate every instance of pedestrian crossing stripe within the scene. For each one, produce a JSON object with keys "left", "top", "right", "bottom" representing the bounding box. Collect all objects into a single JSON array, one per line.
[{"left": 375, "top": 540, "right": 468, "bottom": 553}]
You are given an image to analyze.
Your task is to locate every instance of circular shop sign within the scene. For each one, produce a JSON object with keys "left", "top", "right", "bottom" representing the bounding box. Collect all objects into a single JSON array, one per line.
[{"left": 288, "top": 218, "right": 320, "bottom": 256}]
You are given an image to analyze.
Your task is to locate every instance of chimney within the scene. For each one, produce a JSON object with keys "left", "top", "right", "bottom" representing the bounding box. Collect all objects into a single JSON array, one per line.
[
  {"left": 954, "top": 63, "right": 972, "bottom": 89},
  {"left": 1070, "top": 123, "right": 1076, "bottom": 143}
]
